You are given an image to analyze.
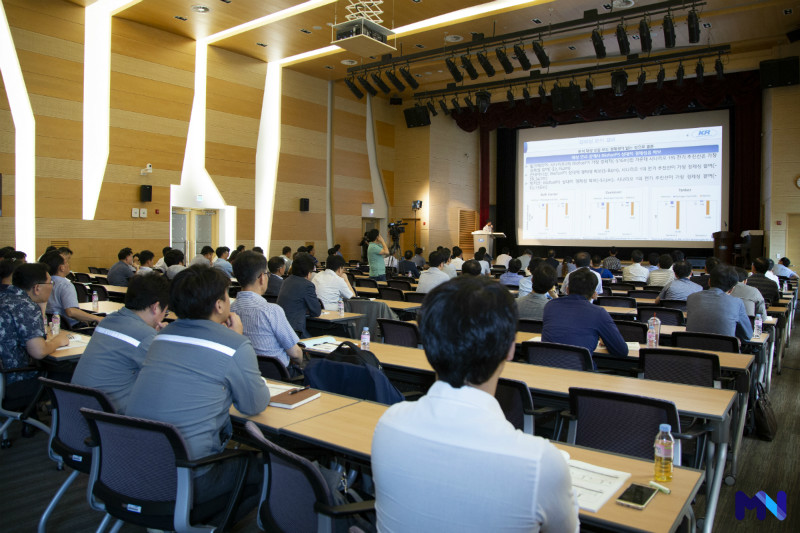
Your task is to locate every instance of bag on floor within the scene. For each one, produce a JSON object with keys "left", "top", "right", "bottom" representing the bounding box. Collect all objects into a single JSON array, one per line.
[{"left": 753, "top": 383, "right": 777, "bottom": 441}]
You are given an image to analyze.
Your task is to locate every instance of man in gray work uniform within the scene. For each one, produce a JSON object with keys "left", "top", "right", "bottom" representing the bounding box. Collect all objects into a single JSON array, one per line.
[
  {"left": 71, "top": 273, "right": 170, "bottom": 413},
  {"left": 126, "top": 265, "right": 269, "bottom": 526}
]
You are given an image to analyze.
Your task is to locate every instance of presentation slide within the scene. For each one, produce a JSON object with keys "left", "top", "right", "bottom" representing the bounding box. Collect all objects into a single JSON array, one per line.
[{"left": 516, "top": 111, "right": 729, "bottom": 248}]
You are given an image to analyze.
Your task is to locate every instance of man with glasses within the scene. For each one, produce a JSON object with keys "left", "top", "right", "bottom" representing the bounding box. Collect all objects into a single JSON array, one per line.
[
  {"left": 40, "top": 250, "right": 104, "bottom": 328},
  {"left": 231, "top": 251, "right": 303, "bottom": 377},
  {"left": 71, "top": 273, "right": 170, "bottom": 414}
]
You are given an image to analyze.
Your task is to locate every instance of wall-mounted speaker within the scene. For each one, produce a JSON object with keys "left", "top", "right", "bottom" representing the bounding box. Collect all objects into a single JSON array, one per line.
[
  {"left": 140, "top": 185, "right": 152, "bottom": 202},
  {"left": 760, "top": 56, "right": 800, "bottom": 88},
  {"left": 300, "top": 198, "right": 310, "bottom": 211},
  {"left": 403, "top": 106, "right": 431, "bottom": 128}
]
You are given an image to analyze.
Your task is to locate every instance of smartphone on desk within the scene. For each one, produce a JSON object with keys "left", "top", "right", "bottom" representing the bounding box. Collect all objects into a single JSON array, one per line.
[{"left": 616, "top": 483, "right": 658, "bottom": 510}]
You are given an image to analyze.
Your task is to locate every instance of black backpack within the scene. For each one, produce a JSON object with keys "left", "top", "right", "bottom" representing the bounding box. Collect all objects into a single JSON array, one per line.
[{"left": 327, "top": 341, "right": 382, "bottom": 370}]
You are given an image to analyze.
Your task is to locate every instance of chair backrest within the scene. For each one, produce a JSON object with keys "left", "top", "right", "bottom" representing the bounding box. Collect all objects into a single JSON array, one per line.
[
  {"left": 637, "top": 307, "right": 685, "bottom": 326},
  {"left": 520, "top": 341, "right": 593, "bottom": 371},
  {"left": 595, "top": 296, "right": 637, "bottom": 309},
  {"left": 613, "top": 284, "right": 636, "bottom": 292},
  {"left": 75, "top": 272, "right": 92, "bottom": 283},
  {"left": 567, "top": 387, "right": 680, "bottom": 461},
  {"left": 89, "top": 284, "right": 109, "bottom": 301},
  {"left": 644, "top": 285, "right": 665, "bottom": 292},
  {"left": 264, "top": 294, "right": 278, "bottom": 304},
  {"left": 660, "top": 299, "right": 687, "bottom": 311},
  {"left": 639, "top": 349, "right": 720, "bottom": 387},
  {"left": 93, "top": 276, "right": 108, "bottom": 285},
  {"left": 631, "top": 290, "right": 661, "bottom": 299},
  {"left": 495, "top": 378, "right": 534, "bottom": 434},
  {"left": 98, "top": 268, "right": 109, "bottom": 275},
  {"left": 378, "top": 287, "right": 406, "bottom": 302},
  {"left": 628, "top": 280, "right": 648, "bottom": 287},
  {"left": 404, "top": 292, "right": 426, "bottom": 303},
  {"left": 303, "top": 358, "right": 404, "bottom": 405},
  {"left": 345, "top": 272, "right": 356, "bottom": 288},
  {"left": 601, "top": 286, "right": 612, "bottom": 296},
  {"left": 377, "top": 318, "right": 420, "bottom": 348},
  {"left": 613, "top": 320, "right": 648, "bottom": 343},
  {"left": 355, "top": 278, "right": 378, "bottom": 288},
  {"left": 691, "top": 275, "right": 709, "bottom": 290},
  {"left": 72, "top": 282, "right": 90, "bottom": 303},
  {"left": 257, "top": 356, "right": 291, "bottom": 381},
  {"left": 387, "top": 279, "right": 413, "bottom": 291},
  {"left": 39, "top": 378, "right": 115, "bottom": 473},
  {"left": 671, "top": 331, "right": 740, "bottom": 353},
  {"left": 244, "top": 421, "right": 336, "bottom": 533},
  {"left": 517, "top": 319, "right": 543, "bottom": 334},
  {"left": 88, "top": 267, "right": 99, "bottom": 274}
]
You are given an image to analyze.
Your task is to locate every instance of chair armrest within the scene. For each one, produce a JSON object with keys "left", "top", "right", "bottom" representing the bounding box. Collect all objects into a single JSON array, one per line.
[
  {"left": 175, "top": 448, "right": 251, "bottom": 469},
  {"left": 314, "top": 499, "right": 375, "bottom": 517},
  {"left": 84, "top": 437, "right": 98, "bottom": 448},
  {"left": 401, "top": 391, "right": 425, "bottom": 401},
  {"left": 0, "top": 365, "right": 39, "bottom": 374}
]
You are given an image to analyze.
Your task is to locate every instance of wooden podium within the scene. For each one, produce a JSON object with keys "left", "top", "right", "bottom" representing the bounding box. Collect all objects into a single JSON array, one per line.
[
  {"left": 712, "top": 231, "right": 736, "bottom": 264},
  {"left": 472, "top": 231, "right": 506, "bottom": 258}
]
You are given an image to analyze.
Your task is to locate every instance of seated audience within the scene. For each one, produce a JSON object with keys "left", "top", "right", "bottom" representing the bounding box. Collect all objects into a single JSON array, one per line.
[
  {"left": 213, "top": 246, "right": 233, "bottom": 278},
  {"left": 622, "top": 249, "right": 648, "bottom": 283},
  {"left": 558, "top": 255, "right": 576, "bottom": 278},
  {"left": 655, "top": 261, "right": 703, "bottom": 303},
  {"left": 154, "top": 246, "right": 171, "bottom": 273},
  {"left": 646, "top": 252, "right": 660, "bottom": 272},
  {"left": 312, "top": 255, "right": 355, "bottom": 309},
  {"left": 280, "top": 246, "right": 293, "bottom": 273},
  {"left": 495, "top": 247, "right": 512, "bottom": 269},
  {"left": 306, "top": 244, "right": 319, "bottom": 265},
  {"left": 516, "top": 249, "right": 533, "bottom": 271},
  {"left": 517, "top": 263, "right": 558, "bottom": 320},
  {"left": 41, "top": 250, "right": 104, "bottom": 328},
  {"left": 461, "top": 259, "right": 482, "bottom": 276},
  {"left": 228, "top": 244, "right": 247, "bottom": 263},
  {"left": 692, "top": 256, "right": 720, "bottom": 290},
  {"left": 126, "top": 265, "right": 269, "bottom": 527},
  {"left": 543, "top": 268, "right": 628, "bottom": 360},
  {"left": 416, "top": 251, "right": 450, "bottom": 293},
  {"left": 474, "top": 249, "right": 491, "bottom": 275},
  {"left": 107, "top": 247, "right": 135, "bottom": 287},
  {"left": 136, "top": 249, "right": 155, "bottom": 275},
  {"left": 746, "top": 257, "right": 781, "bottom": 305},
  {"left": 265, "top": 256, "right": 286, "bottom": 297},
  {"left": 232, "top": 252, "right": 303, "bottom": 376},
  {"left": 765, "top": 258, "right": 780, "bottom": 284},
  {"left": 601, "top": 247, "right": 621, "bottom": 271},
  {"left": 71, "top": 273, "right": 169, "bottom": 413},
  {"left": 276, "top": 252, "right": 321, "bottom": 337},
  {"left": 372, "top": 276, "right": 579, "bottom": 532},
  {"left": 189, "top": 245, "right": 215, "bottom": 267},
  {"left": 499, "top": 258, "right": 524, "bottom": 287},
  {"left": 1, "top": 256, "right": 22, "bottom": 290},
  {"left": 398, "top": 250, "right": 420, "bottom": 279},
  {"left": 440, "top": 248, "right": 457, "bottom": 279},
  {"left": 164, "top": 248, "right": 186, "bottom": 280},
  {"left": 772, "top": 257, "right": 797, "bottom": 279},
  {"left": 671, "top": 249, "right": 685, "bottom": 263},
  {"left": 730, "top": 267, "right": 766, "bottom": 318},
  {"left": 590, "top": 255, "right": 614, "bottom": 279},
  {"left": 544, "top": 249, "right": 559, "bottom": 270},
  {"left": 561, "top": 252, "right": 602, "bottom": 296},
  {"left": 686, "top": 265, "right": 753, "bottom": 342},
  {"left": 647, "top": 254, "right": 676, "bottom": 287},
  {"left": 384, "top": 251, "right": 399, "bottom": 270},
  {"left": 450, "top": 246, "right": 465, "bottom": 271},
  {"left": 411, "top": 247, "right": 426, "bottom": 268}
]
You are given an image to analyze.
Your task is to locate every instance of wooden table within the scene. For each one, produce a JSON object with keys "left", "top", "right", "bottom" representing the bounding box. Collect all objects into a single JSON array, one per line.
[
  {"left": 48, "top": 332, "right": 92, "bottom": 361},
  {"left": 312, "top": 311, "right": 365, "bottom": 323},
  {"left": 230, "top": 390, "right": 360, "bottom": 435},
  {"left": 79, "top": 301, "right": 178, "bottom": 321}
]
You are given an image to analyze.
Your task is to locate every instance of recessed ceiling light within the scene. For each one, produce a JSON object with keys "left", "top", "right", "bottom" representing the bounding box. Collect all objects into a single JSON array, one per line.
[
  {"left": 425, "top": 71, "right": 432, "bottom": 75},
  {"left": 631, "top": 34, "right": 640, "bottom": 40},
  {"left": 415, "top": 73, "right": 422, "bottom": 77},
  {"left": 444, "top": 34, "right": 463, "bottom": 42},
  {"left": 784, "top": 8, "right": 793, "bottom": 15},
  {"left": 313, "top": 25, "right": 322, "bottom": 30},
  {"left": 174, "top": 15, "right": 188, "bottom": 21},
  {"left": 532, "top": 18, "right": 542, "bottom": 24},
  {"left": 415, "top": 44, "right": 426, "bottom": 48},
  {"left": 300, "top": 28, "right": 312, "bottom": 34},
  {"left": 602, "top": 3, "right": 612, "bottom": 10},
  {"left": 702, "top": 22, "right": 712, "bottom": 28},
  {"left": 613, "top": 0, "right": 635, "bottom": 7},
  {"left": 412, "top": 0, "right": 421, "bottom": 3},
  {"left": 368, "top": 56, "right": 377, "bottom": 60},
  {"left": 341, "top": 59, "right": 358, "bottom": 65},
  {"left": 219, "top": 0, "right": 231, "bottom": 4},
  {"left": 256, "top": 42, "right": 268, "bottom": 47},
  {"left": 568, "top": 45, "right": 576, "bottom": 50},
  {"left": 191, "top": 5, "right": 210, "bottom": 13},
  {"left": 324, "top": 65, "right": 334, "bottom": 70},
  {"left": 437, "top": 69, "right": 443, "bottom": 73}
]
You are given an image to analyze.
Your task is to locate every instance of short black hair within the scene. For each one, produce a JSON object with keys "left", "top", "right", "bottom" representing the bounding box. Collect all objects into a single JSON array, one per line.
[
  {"left": 0, "top": 258, "right": 21, "bottom": 281},
  {"left": 139, "top": 250, "right": 155, "bottom": 265},
  {"left": 58, "top": 247, "right": 73, "bottom": 256},
  {"left": 452, "top": 246, "right": 462, "bottom": 258},
  {"left": 297, "top": 246, "right": 307, "bottom": 253},
  {"left": 306, "top": 245, "right": 315, "bottom": 254},
  {"left": 162, "top": 246, "right": 172, "bottom": 256},
  {"left": 39, "top": 250, "right": 65, "bottom": 276},
  {"left": 631, "top": 249, "right": 644, "bottom": 263},
  {"left": 367, "top": 229, "right": 380, "bottom": 242},
  {"left": 428, "top": 251, "right": 444, "bottom": 268},
  {"left": 12, "top": 263, "right": 49, "bottom": 291},
  {"left": 117, "top": 247, "right": 133, "bottom": 261},
  {"left": 267, "top": 256, "right": 285, "bottom": 274},
  {"left": 547, "top": 249, "right": 556, "bottom": 258},
  {"left": 170, "top": 265, "right": 230, "bottom": 320},
  {"left": 734, "top": 267, "right": 749, "bottom": 282},
  {"left": 710, "top": 264, "right": 739, "bottom": 292},
  {"left": 200, "top": 246, "right": 214, "bottom": 256},
  {"left": 752, "top": 257, "right": 769, "bottom": 274},
  {"left": 441, "top": 248, "right": 451, "bottom": 261},
  {"left": 507, "top": 258, "right": 521, "bottom": 273},
  {"left": 501, "top": 247, "right": 510, "bottom": 255},
  {"left": 404, "top": 250, "right": 413, "bottom": 260},
  {"left": 574, "top": 252, "right": 591, "bottom": 268},
  {"left": 215, "top": 246, "right": 229, "bottom": 258},
  {"left": 252, "top": 246, "right": 264, "bottom": 254},
  {"left": 415, "top": 247, "right": 423, "bottom": 255},
  {"left": 461, "top": 260, "right": 482, "bottom": 276},
  {"left": 780, "top": 257, "right": 791, "bottom": 267},
  {"left": 327, "top": 247, "right": 336, "bottom": 257},
  {"left": 609, "top": 247, "right": 617, "bottom": 255},
  {"left": 125, "top": 273, "right": 170, "bottom": 312},
  {"left": 532, "top": 263, "right": 557, "bottom": 294},
  {"left": 165, "top": 249, "right": 184, "bottom": 267},
  {"left": 658, "top": 254, "right": 673, "bottom": 269},
  {"left": 291, "top": 252, "right": 315, "bottom": 277},
  {"left": 282, "top": 246, "right": 292, "bottom": 255},
  {"left": 671, "top": 250, "right": 685, "bottom": 262},
  {"left": 326, "top": 255, "right": 346, "bottom": 271},
  {"left": 705, "top": 256, "right": 721, "bottom": 273},
  {"left": 9, "top": 250, "right": 25, "bottom": 262},
  {"left": 673, "top": 261, "right": 692, "bottom": 279},
  {"left": 419, "top": 276, "right": 516, "bottom": 388},
  {"left": 474, "top": 250, "right": 485, "bottom": 262},
  {"left": 591, "top": 254, "right": 602, "bottom": 267},
  {"left": 567, "top": 268, "right": 598, "bottom": 299},
  {"left": 232, "top": 251, "right": 267, "bottom": 286},
  {"left": 529, "top": 257, "right": 543, "bottom": 271},
  {"left": 648, "top": 252, "right": 660, "bottom": 266}
]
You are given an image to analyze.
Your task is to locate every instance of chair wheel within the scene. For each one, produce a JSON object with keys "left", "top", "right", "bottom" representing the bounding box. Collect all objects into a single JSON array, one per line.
[
  {"left": 0, "top": 439, "right": 11, "bottom": 449},
  {"left": 724, "top": 475, "right": 736, "bottom": 486},
  {"left": 57, "top": 463, "right": 65, "bottom": 471},
  {"left": 696, "top": 518, "right": 705, "bottom": 531}
]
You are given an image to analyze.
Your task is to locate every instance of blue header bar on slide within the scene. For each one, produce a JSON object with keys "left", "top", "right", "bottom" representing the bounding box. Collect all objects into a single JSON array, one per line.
[{"left": 525, "top": 144, "right": 719, "bottom": 165}]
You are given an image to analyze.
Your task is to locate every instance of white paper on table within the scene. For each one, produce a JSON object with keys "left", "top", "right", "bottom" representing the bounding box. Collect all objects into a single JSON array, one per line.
[
  {"left": 567, "top": 459, "right": 631, "bottom": 513},
  {"left": 299, "top": 336, "right": 337, "bottom": 348},
  {"left": 262, "top": 380, "right": 297, "bottom": 397},
  {"left": 626, "top": 342, "right": 641, "bottom": 351},
  {"left": 55, "top": 334, "right": 91, "bottom": 351}
]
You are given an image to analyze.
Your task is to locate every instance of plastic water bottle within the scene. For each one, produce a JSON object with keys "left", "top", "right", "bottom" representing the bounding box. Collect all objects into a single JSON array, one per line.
[
  {"left": 51, "top": 315, "right": 60, "bottom": 335},
  {"left": 92, "top": 291, "right": 99, "bottom": 311},
  {"left": 360, "top": 327, "right": 370, "bottom": 350},
  {"left": 783, "top": 280, "right": 788, "bottom": 293},
  {"left": 337, "top": 297, "right": 344, "bottom": 316},
  {"left": 654, "top": 423, "right": 674, "bottom": 482},
  {"left": 754, "top": 314, "right": 762, "bottom": 338},
  {"left": 646, "top": 313, "right": 661, "bottom": 348}
]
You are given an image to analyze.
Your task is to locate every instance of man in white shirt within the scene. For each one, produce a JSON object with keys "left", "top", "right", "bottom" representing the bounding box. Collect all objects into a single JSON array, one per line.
[
  {"left": 440, "top": 247, "right": 457, "bottom": 279},
  {"left": 773, "top": 257, "right": 798, "bottom": 279},
  {"left": 474, "top": 249, "right": 491, "bottom": 275},
  {"left": 416, "top": 251, "right": 451, "bottom": 293},
  {"left": 311, "top": 255, "right": 355, "bottom": 310},
  {"left": 136, "top": 250, "right": 155, "bottom": 275},
  {"left": 372, "top": 276, "right": 579, "bottom": 532},
  {"left": 153, "top": 246, "right": 171, "bottom": 273},
  {"left": 189, "top": 246, "right": 215, "bottom": 267},
  {"left": 560, "top": 252, "right": 602, "bottom": 296},
  {"left": 495, "top": 247, "right": 512, "bottom": 269},
  {"left": 622, "top": 249, "right": 649, "bottom": 283},
  {"left": 449, "top": 246, "right": 465, "bottom": 271}
]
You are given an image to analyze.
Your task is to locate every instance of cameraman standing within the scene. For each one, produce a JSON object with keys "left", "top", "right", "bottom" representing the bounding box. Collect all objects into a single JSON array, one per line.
[{"left": 367, "top": 229, "right": 390, "bottom": 281}]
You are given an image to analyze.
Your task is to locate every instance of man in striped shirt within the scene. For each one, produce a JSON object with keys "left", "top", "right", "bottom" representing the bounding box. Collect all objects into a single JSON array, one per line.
[{"left": 647, "top": 254, "right": 676, "bottom": 287}]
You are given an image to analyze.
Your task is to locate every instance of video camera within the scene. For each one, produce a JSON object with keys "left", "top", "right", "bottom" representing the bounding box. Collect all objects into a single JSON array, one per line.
[{"left": 388, "top": 220, "right": 407, "bottom": 239}]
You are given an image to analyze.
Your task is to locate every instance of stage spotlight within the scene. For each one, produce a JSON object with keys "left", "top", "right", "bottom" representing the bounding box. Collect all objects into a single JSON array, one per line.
[
  {"left": 513, "top": 44, "right": 531, "bottom": 70},
  {"left": 451, "top": 96, "right": 462, "bottom": 113},
  {"left": 507, "top": 89, "right": 516, "bottom": 108},
  {"left": 715, "top": 56, "right": 724, "bottom": 79},
  {"left": 611, "top": 70, "right": 628, "bottom": 96},
  {"left": 465, "top": 95, "right": 476, "bottom": 112},
  {"left": 616, "top": 23, "right": 630, "bottom": 56},
  {"left": 663, "top": 14, "right": 676, "bottom": 48},
  {"left": 399, "top": 67, "right": 419, "bottom": 89},
  {"left": 460, "top": 55, "right": 480, "bottom": 80},
  {"left": 676, "top": 62, "right": 685, "bottom": 86},
  {"left": 438, "top": 98, "right": 449, "bottom": 115},
  {"left": 445, "top": 57, "right": 463, "bottom": 83},
  {"left": 585, "top": 76, "right": 595, "bottom": 98},
  {"left": 656, "top": 65, "right": 666, "bottom": 89},
  {"left": 476, "top": 51, "right": 496, "bottom": 77},
  {"left": 639, "top": 18, "right": 652, "bottom": 53},
  {"left": 371, "top": 72, "right": 391, "bottom": 94},
  {"left": 538, "top": 83, "right": 548, "bottom": 102},
  {"left": 344, "top": 77, "right": 364, "bottom": 99},
  {"left": 357, "top": 75, "right": 377, "bottom": 96},
  {"left": 496, "top": 47, "right": 514, "bottom": 74},
  {"left": 695, "top": 59, "right": 704, "bottom": 83},
  {"left": 688, "top": 9, "right": 701, "bottom": 44},
  {"left": 385, "top": 70, "right": 405, "bottom": 92},
  {"left": 476, "top": 91, "right": 491, "bottom": 113},
  {"left": 426, "top": 101, "right": 438, "bottom": 117},
  {"left": 532, "top": 40, "right": 550, "bottom": 68},
  {"left": 591, "top": 28, "right": 606, "bottom": 59},
  {"left": 522, "top": 87, "right": 532, "bottom": 105},
  {"left": 637, "top": 70, "right": 646, "bottom": 91}
]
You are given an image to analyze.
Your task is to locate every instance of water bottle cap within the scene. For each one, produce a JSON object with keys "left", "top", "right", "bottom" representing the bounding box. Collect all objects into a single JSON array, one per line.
[
  {"left": 362, "top": 327, "right": 369, "bottom": 331},
  {"left": 659, "top": 423, "right": 671, "bottom": 432}
]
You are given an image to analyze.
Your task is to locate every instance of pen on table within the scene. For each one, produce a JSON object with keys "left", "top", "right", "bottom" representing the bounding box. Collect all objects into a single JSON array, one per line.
[
  {"left": 289, "top": 386, "right": 310, "bottom": 395},
  {"left": 649, "top": 481, "right": 671, "bottom": 494}
]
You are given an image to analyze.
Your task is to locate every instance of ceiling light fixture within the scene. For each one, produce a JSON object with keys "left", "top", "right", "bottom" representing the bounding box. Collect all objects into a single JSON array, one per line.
[
  {"left": 438, "top": 98, "right": 449, "bottom": 115},
  {"left": 656, "top": 64, "right": 666, "bottom": 89},
  {"left": 676, "top": 62, "right": 684, "bottom": 86},
  {"left": 585, "top": 76, "right": 595, "bottom": 98},
  {"left": 522, "top": 87, "right": 532, "bottom": 105},
  {"left": 344, "top": 77, "right": 364, "bottom": 99},
  {"left": 191, "top": 5, "right": 210, "bottom": 13},
  {"left": 637, "top": 69, "right": 646, "bottom": 91},
  {"left": 460, "top": 54, "right": 479, "bottom": 80},
  {"left": 688, "top": 9, "right": 701, "bottom": 44},
  {"left": 399, "top": 66, "right": 419, "bottom": 89},
  {"left": 695, "top": 59, "right": 704, "bottom": 83},
  {"left": 357, "top": 75, "right": 378, "bottom": 96},
  {"left": 495, "top": 47, "right": 514, "bottom": 74},
  {"left": 465, "top": 95, "right": 476, "bottom": 112},
  {"left": 476, "top": 90, "right": 491, "bottom": 113},
  {"left": 663, "top": 13, "right": 676, "bottom": 48},
  {"left": 638, "top": 18, "right": 652, "bottom": 53},
  {"left": 427, "top": 101, "right": 438, "bottom": 117},
  {"left": 386, "top": 70, "right": 405, "bottom": 91},
  {"left": 538, "top": 83, "right": 547, "bottom": 102},
  {"left": 451, "top": 96, "right": 462, "bottom": 113},
  {"left": 476, "top": 51, "right": 496, "bottom": 77},
  {"left": 507, "top": 88, "right": 516, "bottom": 108},
  {"left": 592, "top": 28, "right": 607, "bottom": 59},
  {"left": 532, "top": 40, "right": 550, "bottom": 68},
  {"left": 371, "top": 72, "right": 391, "bottom": 93},
  {"left": 616, "top": 22, "right": 630, "bottom": 56},
  {"left": 611, "top": 70, "right": 628, "bottom": 96},
  {"left": 513, "top": 44, "right": 531, "bottom": 70},
  {"left": 715, "top": 56, "right": 724, "bottom": 79},
  {"left": 445, "top": 57, "right": 463, "bottom": 83}
]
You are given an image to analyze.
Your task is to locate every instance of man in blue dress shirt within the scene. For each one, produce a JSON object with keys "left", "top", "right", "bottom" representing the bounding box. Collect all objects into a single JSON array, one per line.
[{"left": 686, "top": 264, "right": 753, "bottom": 342}]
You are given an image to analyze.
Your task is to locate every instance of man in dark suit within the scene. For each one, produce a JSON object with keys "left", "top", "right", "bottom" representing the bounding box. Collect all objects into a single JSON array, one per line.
[
  {"left": 265, "top": 256, "right": 285, "bottom": 297},
  {"left": 746, "top": 257, "right": 780, "bottom": 305},
  {"left": 276, "top": 252, "right": 321, "bottom": 337},
  {"left": 686, "top": 264, "right": 753, "bottom": 342},
  {"left": 398, "top": 250, "right": 420, "bottom": 278}
]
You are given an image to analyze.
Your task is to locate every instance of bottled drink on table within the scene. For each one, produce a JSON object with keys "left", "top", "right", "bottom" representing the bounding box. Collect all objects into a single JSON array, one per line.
[
  {"left": 754, "top": 314, "right": 762, "bottom": 338},
  {"left": 337, "top": 298, "right": 344, "bottom": 316},
  {"left": 92, "top": 290, "right": 99, "bottom": 311},
  {"left": 360, "top": 327, "right": 370, "bottom": 350},
  {"left": 51, "top": 315, "right": 60, "bottom": 335},
  {"left": 646, "top": 313, "right": 661, "bottom": 348},
  {"left": 654, "top": 423, "right": 674, "bottom": 482}
]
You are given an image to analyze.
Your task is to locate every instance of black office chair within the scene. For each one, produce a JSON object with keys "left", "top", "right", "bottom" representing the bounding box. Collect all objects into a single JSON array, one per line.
[
  {"left": 519, "top": 341, "right": 594, "bottom": 371},
  {"left": 75, "top": 272, "right": 92, "bottom": 283},
  {"left": 595, "top": 296, "right": 637, "bottom": 309},
  {"left": 614, "top": 320, "right": 648, "bottom": 343},
  {"left": 660, "top": 299, "right": 688, "bottom": 312},
  {"left": 72, "top": 281, "right": 90, "bottom": 303},
  {"left": 495, "top": 378, "right": 535, "bottom": 434},
  {"left": 243, "top": 421, "right": 375, "bottom": 533},
  {"left": 627, "top": 280, "right": 648, "bottom": 287},
  {"left": 256, "top": 356, "right": 302, "bottom": 384},
  {"left": 89, "top": 284, "right": 109, "bottom": 301},
  {"left": 517, "top": 319, "right": 543, "bottom": 334},
  {"left": 387, "top": 279, "right": 413, "bottom": 291},
  {"left": 0, "top": 365, "right": 50, "bottom": 449},
  {"left": 345, "top": 272, "right": 356, "bottom": 288},
  {"left": 639, "top": 349, "right": 721, "bottom": 388},
  {"left": 93, "top": 276, "right": 108, "bottom": 285},
  {"left": 644, "top": 285, "right": 666, "bottom": 292},
  {"left": 404, "top": 292, "right": 426, "bottom": 303},
  {"left": 378, "top": 287, "right": 405, "bottom": 302},
  {"left": 637, "top": 307, "right": 685, "bottom": 326},
  {"left": 630, "top": 290, "right": 661, "bottom": 299},
  {"left": 355, "top": 278, "right": 378, "bottom": 289},
  {"left": 38, "top": 378, "right": 115, "bottom": 533},
  {"left": 81, "top": 408, "right": 254, "bottom": 533},
  {"left": 98, "top": 268, "right": 109, "bottom": 275},
  {"left": 377, "top": 318, "right": 421, "bottom": 348},
  {"left": 600, "top": 286, "right": 612, "bottom": 296},
  {"left": 264, "top": 294, "right": 278, "bottom": 304},
  {"left": 691, "top": 275, "right": 709, "bottom": 290},
  {"left": 88, "top": 267, "right": 100, "bottom": 274},
  {"left": 671, "top": 331, "right": 740, "bottom": 353},
  {"left": 612, "top": 283, "right": 636, "bottom": 292}
]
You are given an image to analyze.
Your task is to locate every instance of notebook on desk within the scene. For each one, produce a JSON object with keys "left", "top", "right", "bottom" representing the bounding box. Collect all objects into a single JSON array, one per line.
[{"left": 265, "top": 382, "right": 320, "bottom": 409}]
